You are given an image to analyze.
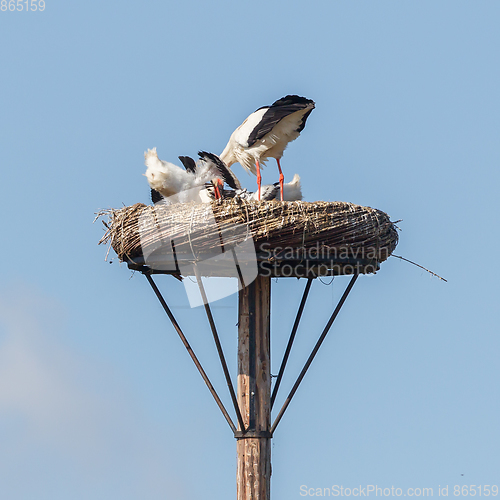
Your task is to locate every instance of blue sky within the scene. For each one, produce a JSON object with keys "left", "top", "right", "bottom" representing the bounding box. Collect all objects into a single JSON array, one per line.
[{"left": 1, "top": 1, "right": 499, "bottom": 498}]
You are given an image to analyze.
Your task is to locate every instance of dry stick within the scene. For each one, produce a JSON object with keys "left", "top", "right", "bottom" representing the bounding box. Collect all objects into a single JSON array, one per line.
[{"left": 391, "top": 254, "right": 447, "bottom": 282}]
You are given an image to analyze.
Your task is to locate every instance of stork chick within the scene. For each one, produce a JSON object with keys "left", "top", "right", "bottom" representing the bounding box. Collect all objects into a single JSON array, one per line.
[
  {"left": 208, "top": 173, "right": 303, "bottom": 202},
  {"left": 236, "top": 174, "right": 303, "bottom": 201}
]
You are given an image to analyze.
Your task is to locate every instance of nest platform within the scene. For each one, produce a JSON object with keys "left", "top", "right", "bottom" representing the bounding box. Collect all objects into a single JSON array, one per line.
[{"left": 98, "top": 200, "right": 398, "bottom": 278}]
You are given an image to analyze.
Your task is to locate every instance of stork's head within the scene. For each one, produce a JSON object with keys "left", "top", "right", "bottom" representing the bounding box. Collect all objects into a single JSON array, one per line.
[{"left": 219, "top": 140, "right": 237, "bottom": 168}]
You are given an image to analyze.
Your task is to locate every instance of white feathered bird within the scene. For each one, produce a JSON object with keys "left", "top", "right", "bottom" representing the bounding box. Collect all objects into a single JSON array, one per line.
[
  {"left": 220, "top": 95, "right": 314, "bottom": 200},
  {"left": 144, "top": 148, "right": 240, "bottom": 204},
  {"left": 228, "top": 174, "right": 303, "bottom": 201}
]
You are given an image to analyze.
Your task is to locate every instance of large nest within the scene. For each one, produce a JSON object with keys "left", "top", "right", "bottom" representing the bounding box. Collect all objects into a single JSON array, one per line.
[{"left": 98, "top": 200, "right": 398, "bottom": 277}]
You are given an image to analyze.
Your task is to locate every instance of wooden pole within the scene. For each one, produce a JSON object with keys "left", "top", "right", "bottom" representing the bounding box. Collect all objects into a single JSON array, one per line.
[{"left": 236, "top": 275, "right": 272, "bottom": 500}]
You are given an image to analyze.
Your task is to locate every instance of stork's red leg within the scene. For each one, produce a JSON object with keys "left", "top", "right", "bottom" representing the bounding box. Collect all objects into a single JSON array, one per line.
[
  {"left": 213, "top": 181, "right": 221, "bottom": 199},
  {"left": 213, "top": 178, "right": 224, "bottom": 200},
  {"left": 276, "top": 158, "right": 284, "bottom": 201},
  {"left": 256, "top": 159, "right": 262, "bottom": 201}
]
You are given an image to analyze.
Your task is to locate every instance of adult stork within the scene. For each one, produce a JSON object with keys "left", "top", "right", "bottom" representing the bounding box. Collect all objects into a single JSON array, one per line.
[{"left": 220, "top": 95, "right": 315, "bottom": 200}]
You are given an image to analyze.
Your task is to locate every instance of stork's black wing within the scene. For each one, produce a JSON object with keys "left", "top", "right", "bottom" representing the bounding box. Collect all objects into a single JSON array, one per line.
[
  {"left": 151, "top": 188, "right": 163, "bottom": 204},
  {"left": 247, "top": 95, "right": 315, "bottom": 147},
  {"left": 178, "top": 155, "right": 197, "bottom": 173},
  {"left": 198, "top": 151, "right": 240, "bottom": 190}
]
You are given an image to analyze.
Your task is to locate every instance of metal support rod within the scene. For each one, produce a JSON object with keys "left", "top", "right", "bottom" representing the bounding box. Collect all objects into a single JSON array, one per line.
[
  {"left": 270, "top": 273, "right": 359, "bottom": 434},
  {"left": 193, "top": 266, "right": 246, "bottom": 433},
  {"left": 230, "top": 247, "right": 245, "bottom": 289},
  {"left": 144, "top": 273, "right": 236, "bottom": 433},
  {"left": 271, "top": 277, "right": 313, "bottom": 409}
]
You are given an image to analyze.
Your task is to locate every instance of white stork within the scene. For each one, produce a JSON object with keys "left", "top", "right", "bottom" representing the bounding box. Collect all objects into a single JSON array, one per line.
[
  {"left": 144, "top": 148, "right": 240, "bottom": 204},
  {"left": 220, "top": 95, "right": 315, "bottom": 200},
  {"left": 229, "top": 174, "right": 303, "bottom": 201}
]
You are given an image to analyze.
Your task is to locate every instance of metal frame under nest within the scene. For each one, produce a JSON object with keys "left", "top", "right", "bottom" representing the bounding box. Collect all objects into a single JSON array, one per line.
[
  {"left": 96, "top": 199, "right": 398, "bottom": 432},
  {"left": 143, "top": 269, "right": 359, "bottom": 437}
]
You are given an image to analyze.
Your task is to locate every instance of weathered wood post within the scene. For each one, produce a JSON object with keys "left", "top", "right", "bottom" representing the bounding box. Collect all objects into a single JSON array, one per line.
[{"left": 236, "top": 274, "right": 272, "bottom": 500}]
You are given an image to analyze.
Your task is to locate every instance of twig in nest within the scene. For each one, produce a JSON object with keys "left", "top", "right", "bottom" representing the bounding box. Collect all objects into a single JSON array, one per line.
[{"left": 391, "top": 254, "right": 447, "bottom": 282}]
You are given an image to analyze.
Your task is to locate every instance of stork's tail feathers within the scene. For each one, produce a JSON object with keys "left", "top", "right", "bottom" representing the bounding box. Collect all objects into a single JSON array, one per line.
[
  {"left": 271, "top": 95, "right": 316, "bottom": 108},
  {"left": 281, "top": 173, "right": 302, "bottom": 201}
]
